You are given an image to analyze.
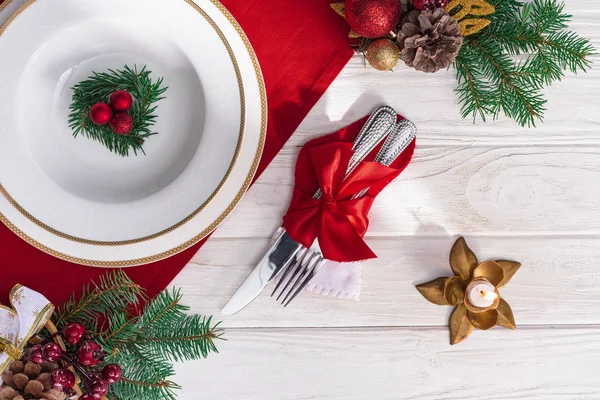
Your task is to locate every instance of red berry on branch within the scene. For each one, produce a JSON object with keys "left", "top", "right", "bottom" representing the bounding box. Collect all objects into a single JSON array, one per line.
[
  {"left": 42, "top": 342, "right": 62, "bottom": 362},
  {"left": 102, "top": 364, "right": 123, "bottom": 383},
  {"left": 89, "top": 103, "right": 113, "bottom": 126},
  {"left": 90, "top": 379, "right": 109, "bottom": 398},
  {"left": 64, "top": 369, "right": 76, "bottom": 389},
  {"left": 29, "top": 344, "right": 44, "bottom": 364},
  {"left": 51, "top": 368, "right": 74, "bottom": 390},
  {"left": 109, "top": 112, "right": 134, "bottom": 135},
  {"left": 412, "top": 0, "right": 448, "bottom": 10},
  {"left": 63, "top": 322, "right": 86, "bottom": 345},
  {"left": 110, "top": 90, "right": 134, "bottom": 111},
  {"left": 345, "top": 0, "right": 402, "bottom": 38},
  {"left": 78, "top": 341, "right": 102, "bottom": 366},
  {"left": 80, "top": 393, "right": 96, "bottom": 400}
]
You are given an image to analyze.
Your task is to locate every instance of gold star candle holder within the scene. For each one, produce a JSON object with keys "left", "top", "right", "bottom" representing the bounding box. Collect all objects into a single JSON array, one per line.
[{"left": 416, "top": 237, "right": 521, "bottom": 345}]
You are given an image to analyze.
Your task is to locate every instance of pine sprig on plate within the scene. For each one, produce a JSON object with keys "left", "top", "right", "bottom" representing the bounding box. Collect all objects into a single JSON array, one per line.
[
  {"left": 68, "top": 65, "right": 167, "bottom": 156},
  {"left": 454, "top": 0, "right": 595, "bottom": 127},
  {"left": 54, "top": 272, "right": 222, "bottom": 400}
]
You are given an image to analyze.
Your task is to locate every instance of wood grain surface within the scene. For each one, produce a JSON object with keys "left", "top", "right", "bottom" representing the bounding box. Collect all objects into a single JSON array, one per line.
[{"left": 171, "top": 1, "right": 600, "bottom": 397}]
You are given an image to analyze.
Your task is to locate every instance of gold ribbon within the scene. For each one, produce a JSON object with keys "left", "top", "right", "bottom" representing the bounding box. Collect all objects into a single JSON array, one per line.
[
  {"left": 0, "top": 285, "right": 54, "bottom": 371},
  {"left": 0, "top": 339, "right": 23, "bottom": 361}
]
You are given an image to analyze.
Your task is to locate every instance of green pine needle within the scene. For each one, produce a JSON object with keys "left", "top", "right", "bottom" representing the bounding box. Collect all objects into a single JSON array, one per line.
[
  {"left": 55, "top": 272, "right": 222, "bottom": 400},
  {"left": 453, "top": 0, "right": 595, "bottom": 126},
  {"left": 68, "top": 65, "right": 167, "bottom": 157},
  {"left": 55, "top": 270, "right": 145, "bottom": 330}
]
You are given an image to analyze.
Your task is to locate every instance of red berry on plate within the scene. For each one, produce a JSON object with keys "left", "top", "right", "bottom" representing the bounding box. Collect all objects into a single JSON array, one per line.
[
  {"left": 110, "top": 90, "right": 134, "bottom": 111},
  {"left": 80, "top": 393, "right": 96, "bottom": 400},
  {"left": 102, "top": 364, "right": 123, "bottom": 383},
  {"left": 90, "top": 378, "right": 109, "bottom": 398},
  {"left": 63, "top": 322, "right": 86, "bottom": 345},
  {"left": 51, "top": 368, "right": 74, "bottom": 390},
  {"left": 29, "top": 344, "right": 44, "bottom": 364},
  {"left": 78, "top": 341, "right": 102, "bottom": 366},
  {"left": 109, "top": 112, "right": 134, "bottom": 135},
  {"left": 42, "top": 342, "right": 62, "bottom": 362},
  {"left": 89, "top": 103, "right": 113, "bottom": 125}
]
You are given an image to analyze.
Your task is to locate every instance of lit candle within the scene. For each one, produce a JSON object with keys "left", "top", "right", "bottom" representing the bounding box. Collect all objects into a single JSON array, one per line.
[{"left": 466, "top": 279, "right": 498, "bottom": 308}]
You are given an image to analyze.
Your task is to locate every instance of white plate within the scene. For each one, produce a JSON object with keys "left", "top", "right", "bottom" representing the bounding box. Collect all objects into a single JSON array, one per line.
[{"left": 0, "top": 0, "right": 266, "bottom": 266}]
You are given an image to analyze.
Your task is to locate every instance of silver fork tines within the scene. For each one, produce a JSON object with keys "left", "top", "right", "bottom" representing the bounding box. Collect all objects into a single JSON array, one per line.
[{"left": 271, "top": 249, "right": 325, "bottom": 307}]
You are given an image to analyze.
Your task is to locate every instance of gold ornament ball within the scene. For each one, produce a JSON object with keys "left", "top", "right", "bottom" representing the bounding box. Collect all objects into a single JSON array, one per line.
[{"left": 365, "top": 38, "right": 400, "bottom": 71}]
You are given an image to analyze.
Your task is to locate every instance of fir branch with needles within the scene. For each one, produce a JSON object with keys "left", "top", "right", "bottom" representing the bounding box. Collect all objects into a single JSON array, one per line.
[
  {"left": 54, "top": 272, "right": 223, "bottom": 400},
  {"left": 68, "top": 65, "right": 167, "bottom": 156},
  {"left": 453, "top": 0, "right": 595, "bottom": 126}
]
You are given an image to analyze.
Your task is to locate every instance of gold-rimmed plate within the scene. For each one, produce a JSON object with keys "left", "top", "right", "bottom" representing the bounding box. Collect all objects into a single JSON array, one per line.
[{"left": 0, "top": 0, "right": 266, "bottom": 266}]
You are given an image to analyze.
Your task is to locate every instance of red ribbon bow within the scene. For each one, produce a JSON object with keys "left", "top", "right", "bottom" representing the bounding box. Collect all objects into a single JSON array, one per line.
[{"left": 283, "top": 141, "right": 401, "bottom": 262}]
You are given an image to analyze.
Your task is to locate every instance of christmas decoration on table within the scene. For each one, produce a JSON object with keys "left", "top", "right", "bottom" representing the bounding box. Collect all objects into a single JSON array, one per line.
[
  {"left": 68, "top": 65, "right": 167, "bottom": 157},
  {"left": 330, "top": 0, "right": 595, "bottom": 127},
  {"left": 278, "top": 110, "right": 417, "bottom": 301},
  {"left": 396, "top": 8, "right": 463, "bottom": 72},
  {"left": 1, "top": 272, "right": 222, "bottom": 400},
  {"left": 416, "top": 237, "right": 521, "bottom": 345}
]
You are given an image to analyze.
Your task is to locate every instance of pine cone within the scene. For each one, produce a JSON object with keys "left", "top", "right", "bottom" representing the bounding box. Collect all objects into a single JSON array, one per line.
[
  {"left": 397, "top": 8, "right": 463, "bottom": 72},
  {"left": 1, "top": 360, "right": 66, "bottom": 400}
]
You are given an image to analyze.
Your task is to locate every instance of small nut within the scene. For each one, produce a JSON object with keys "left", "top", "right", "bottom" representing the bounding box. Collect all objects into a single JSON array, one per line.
[
  {"left": 2, "top": 371, "right": 15, "bottom": 388},
  {"left": 23, "top": 362, "right": 42, "bottom": 379},
  {"left": 24, "top": 379, "right": 44, "bottom": 397},
  {"left": 8, "top": 361, "right": 24, "bottom": 375},
  {"left": 12, "top": 373, "right": 29, "bottom": 390},
  {"left": 36, "top": 372, "right": 52, "bottom": 391}
]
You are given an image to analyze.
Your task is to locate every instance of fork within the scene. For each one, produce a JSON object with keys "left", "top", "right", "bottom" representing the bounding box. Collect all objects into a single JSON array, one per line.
[{"left": 272, "top": 118, "right": 417, "bottom": 307}]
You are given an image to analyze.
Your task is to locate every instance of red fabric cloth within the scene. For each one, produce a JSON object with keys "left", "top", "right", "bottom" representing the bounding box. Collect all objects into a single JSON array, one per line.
[
  {"left": 283, "top": 115, "right": 416, "bottom": 262},
  {"left": 0, "top": 0, "right": 353, "bottom": 305}
]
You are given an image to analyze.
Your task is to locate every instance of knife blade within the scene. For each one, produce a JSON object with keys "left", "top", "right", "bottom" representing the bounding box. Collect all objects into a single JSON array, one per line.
[{"left": 221, "top": 106, "right": 398, "bottom": 315}]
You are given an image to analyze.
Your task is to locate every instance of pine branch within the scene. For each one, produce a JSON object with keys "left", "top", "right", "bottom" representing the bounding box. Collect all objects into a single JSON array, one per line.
[
  {"left": 68, "top": 65, "right": 167, "bottom": 157},
  {"left": 454, "top": 49, "right": 494, "bottom": 122},
  {"left": 56, "top": 271, "right": 223, "bottom": 400},
  {"left": 452, "top": 0, "right": 595, "bottom": 126},
  {"left": 133, "top": 315, "right": 223, "bottom": 362},
  {"left": 55, "top": 270, "right": 145, "bottom": 330}
]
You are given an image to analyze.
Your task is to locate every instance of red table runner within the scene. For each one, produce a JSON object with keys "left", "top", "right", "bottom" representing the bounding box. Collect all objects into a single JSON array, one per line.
[{"left": 0, "top": 0, "right": 353, "bottom": 305}]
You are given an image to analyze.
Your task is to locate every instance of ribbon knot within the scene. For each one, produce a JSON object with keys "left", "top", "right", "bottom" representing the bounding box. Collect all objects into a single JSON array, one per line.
[
  {"left": 0, "top": 285, "right": 54, "bottom": 371},
  {"left": 283, "top": 141, "right": 400, "bottom": 262}
]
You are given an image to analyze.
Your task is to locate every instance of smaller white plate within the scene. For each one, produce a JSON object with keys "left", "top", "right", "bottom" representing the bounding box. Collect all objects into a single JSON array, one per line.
[{"left": 0, "top": 0, "right": 266, "bottom": 266}]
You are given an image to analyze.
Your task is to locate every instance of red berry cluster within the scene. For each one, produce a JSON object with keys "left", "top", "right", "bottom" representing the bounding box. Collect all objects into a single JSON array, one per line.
[
  {"left": 28, "top": 322, "right": 122, "bottom": 399},
  {"left": 89, "top": 90, "right": 134, "bottom": 135},
  {"left": 412, "top": 0, "right": 448, "bottom": 11}
]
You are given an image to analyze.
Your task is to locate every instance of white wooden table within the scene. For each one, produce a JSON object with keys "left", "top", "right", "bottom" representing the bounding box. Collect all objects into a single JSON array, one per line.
[{"left": 172, "top": 2, "right": 600, "bottom": 398}]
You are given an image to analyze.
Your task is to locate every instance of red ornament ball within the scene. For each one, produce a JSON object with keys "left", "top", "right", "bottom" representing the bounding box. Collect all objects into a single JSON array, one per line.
[
  {"left": 63, "top": 322, "right": 86, "bottom": 345},
  {"left": 345, "top": 0, "right": 402, "bottom": 38},
  {"left": 78, "top": 341, "right": 102, "bottom": 367},
  {"left": 412, "top": 0, "right": 448, "bottom": 10},
  {"left": 80, "top": 394, "right": 96, "bottom": 400},
  {"left": 109, "top": 112, "right": 134, "bottom": 135},
  {"left": 89, "top": 103, "right": 113, "bottom": 126},
  {"left": 102, "top": 364, "right": 123, "bottom": 383},
  {"left": 110, "top": 90, "right": 134, "bottom": 111}
]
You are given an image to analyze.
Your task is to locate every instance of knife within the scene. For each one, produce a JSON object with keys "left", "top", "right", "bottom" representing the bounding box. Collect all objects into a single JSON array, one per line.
[{"left": 221, "top": 106, "right": 398, "bottom": 315}]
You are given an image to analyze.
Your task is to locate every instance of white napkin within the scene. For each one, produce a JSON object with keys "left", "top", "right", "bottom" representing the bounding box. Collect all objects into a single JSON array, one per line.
[{"left": 272, "top": 229, "right": 362, "bottom": 301}]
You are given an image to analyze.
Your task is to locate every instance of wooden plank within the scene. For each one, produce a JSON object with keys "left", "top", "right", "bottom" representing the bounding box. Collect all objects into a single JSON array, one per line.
[
  {"left": 174, "top": 327, "right": 600, "bottom": 400},
  {"left": 171, "top": 236, "right": 600, "bottom": 328},
  {"left": 211, "top": 146, "right": 600, "bottom": 239}
]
